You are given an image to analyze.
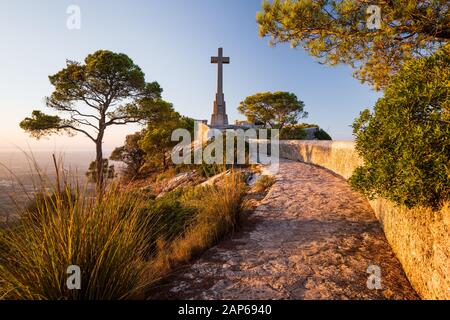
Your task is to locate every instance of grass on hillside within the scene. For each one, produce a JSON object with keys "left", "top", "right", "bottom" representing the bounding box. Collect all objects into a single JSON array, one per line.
[
  {"left": 145, "top": 173, "right": 246, "bottom": 285},
  {"left": 252, "top": 175, "right": 276, "bottom": 193},
  {"left": 0, "top": 171, "right": 246, "bottom": 300}
]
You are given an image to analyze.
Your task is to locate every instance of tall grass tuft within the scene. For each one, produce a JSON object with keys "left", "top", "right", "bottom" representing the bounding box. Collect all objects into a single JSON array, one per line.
[
  {"left": 0, "top": 183, "right": 151, "bottom": 300},
  {"left": 147, "top": 172, "right": 247, "bottom": 283},
  {"left": 252, "top": 175, "right": 276, "bottom": 193}
]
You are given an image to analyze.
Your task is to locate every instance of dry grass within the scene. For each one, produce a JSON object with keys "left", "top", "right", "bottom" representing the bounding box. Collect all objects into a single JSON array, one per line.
[
  {"left": 253, "top": 175, "right": 276, "bottom": 193},
  {"left": 0, "top": 166, "right": 247, "bottom": 300},
  {"left": 145, "top": 172, "right": 246, "bottom": 286},
  {"left": 0, "top": 183, "right": 151, "bottom": 300}
]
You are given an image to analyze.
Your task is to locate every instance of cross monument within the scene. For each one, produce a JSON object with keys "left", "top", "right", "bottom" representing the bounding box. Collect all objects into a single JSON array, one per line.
[{"left": 210, "top": 47, "right": 230, "bottom": 127}]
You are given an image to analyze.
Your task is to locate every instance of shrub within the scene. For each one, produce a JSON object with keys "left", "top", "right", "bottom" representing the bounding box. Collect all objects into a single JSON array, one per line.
[
  {"left": 314, "top": 128, "right": 332, "bottom": 140},
  {"left": 86, "top": 159, "right": 115, "bottom": 183},
  {"left": 279, "top": 124, "right": 332, "bottom": 140},
  {"left": 350, "top": 45, "right": 450, "bottom": 209},
  {"left": 178, "top": 135, "right": 251, "bottom": 178},
  {"left": 280, "top": 124, "right": 308, "bottom": 140},
  {"left": 110, "top": 131, "right": 147, "bottom": 181}
]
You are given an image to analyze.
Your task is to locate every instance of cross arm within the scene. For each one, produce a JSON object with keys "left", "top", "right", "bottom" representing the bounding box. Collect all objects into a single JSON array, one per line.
[{"left": 211, "top": 57, "right": 230, "bottom": 64}]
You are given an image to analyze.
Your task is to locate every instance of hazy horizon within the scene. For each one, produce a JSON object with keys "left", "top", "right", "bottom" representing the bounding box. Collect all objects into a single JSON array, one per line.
[{"left": 0, "top": 150, "right": 122, "bottom": 219}]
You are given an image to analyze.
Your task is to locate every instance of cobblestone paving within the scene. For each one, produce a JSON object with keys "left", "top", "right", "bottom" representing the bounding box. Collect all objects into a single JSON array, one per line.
[{"left": 155, "top": 160, "right": 419, "bottom": 300}]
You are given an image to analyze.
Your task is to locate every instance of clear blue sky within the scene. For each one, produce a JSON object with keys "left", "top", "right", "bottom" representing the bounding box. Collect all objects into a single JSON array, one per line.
[{"left": 0, "top": 0, "right": 381, "bottom": 152}]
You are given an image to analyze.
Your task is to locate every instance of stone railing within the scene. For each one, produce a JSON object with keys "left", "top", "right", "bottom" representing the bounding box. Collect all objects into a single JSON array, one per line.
[{"left": 279, "top": 140, "right": 450, "bottom": 300}]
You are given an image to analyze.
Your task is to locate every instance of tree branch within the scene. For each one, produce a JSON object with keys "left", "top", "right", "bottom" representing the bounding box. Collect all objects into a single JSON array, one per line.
[
  {"left": 59, "top": 125, "right": 97, "bottom": 143},
  {"left": 70, "top": 109, "right": 100, "bottom": 121},
  {"left": 71, "top": 117, "right": 100, "bottom": 131},
  {"left": 105, "top": 118, "right": 141, "bottom": 126}
]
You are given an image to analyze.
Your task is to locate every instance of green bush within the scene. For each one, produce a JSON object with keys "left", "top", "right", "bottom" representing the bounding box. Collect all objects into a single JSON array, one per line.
[
  {"left": 279, "top": 124, "right": 332, "bottom": 140},
  {"left": 280, "top": 124, "right": 309, "bottom": 140},
  {"left": 177, "top": 135, "right": 252, "bottom": 178},
  {"left": 314, "top": 128, "right": 332, "bottom": 140},
  {"left": 350, "top": 45, "right": 450, "bottom": 209}
]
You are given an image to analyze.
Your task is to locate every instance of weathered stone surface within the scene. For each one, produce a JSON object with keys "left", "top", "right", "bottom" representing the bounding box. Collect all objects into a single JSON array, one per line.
[
  {"left": 153, "top": 171, "right": 202, "bottom": 198},
  {"left": 279, "top": 140, "right": 450, "bottom": 300},
  {"left": 155, "top": 160, "right": 418, "bottom": 300}
]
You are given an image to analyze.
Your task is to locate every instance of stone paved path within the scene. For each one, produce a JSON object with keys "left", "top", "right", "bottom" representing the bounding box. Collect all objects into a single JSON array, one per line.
[{"left": 154, "top": 160, "right": 419, "bottom": 300}]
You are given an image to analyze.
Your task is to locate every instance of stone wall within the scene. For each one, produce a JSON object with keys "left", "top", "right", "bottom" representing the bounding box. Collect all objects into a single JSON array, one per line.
[
  {"left": 194, "top": 121, "right": 211, "bottom": 143},
  {"left": 279, "top": 140, "right": 450, "bottom": 300}
]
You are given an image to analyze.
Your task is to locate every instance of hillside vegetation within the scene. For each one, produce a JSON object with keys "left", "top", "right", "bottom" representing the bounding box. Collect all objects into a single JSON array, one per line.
[{"left": 0, "top": 172, "right": 247, "bottom": 299}]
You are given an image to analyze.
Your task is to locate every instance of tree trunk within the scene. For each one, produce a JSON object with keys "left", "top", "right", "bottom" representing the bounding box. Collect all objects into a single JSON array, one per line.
[
  {"left": 95, "top": 139, "right": 104, "bottom": 196},
  {"left": 95, "top": 113, "right": 105, "bottom": 196}
]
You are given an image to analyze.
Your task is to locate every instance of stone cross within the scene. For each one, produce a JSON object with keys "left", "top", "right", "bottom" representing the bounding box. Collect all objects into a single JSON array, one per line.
[{"left": 210, "top": 47, "right": 230, "bottom": 127}]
